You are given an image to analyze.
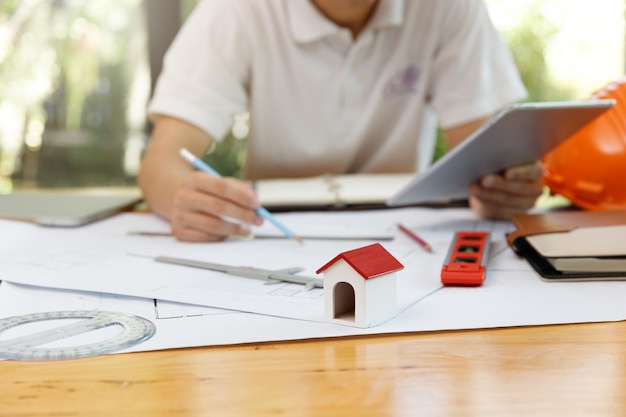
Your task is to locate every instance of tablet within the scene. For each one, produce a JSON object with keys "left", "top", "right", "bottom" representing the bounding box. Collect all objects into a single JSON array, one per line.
[
  {"left": 387, "top": 100, "right": 615, "bottom": 207},
  {"left": 0, "top": 189, "right": 142, "bottom": 227}
]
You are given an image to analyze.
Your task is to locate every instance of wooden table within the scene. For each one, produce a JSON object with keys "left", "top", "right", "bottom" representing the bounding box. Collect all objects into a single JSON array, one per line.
[{"left": 2, "top": 320, "right": 625, "bottom": 416}]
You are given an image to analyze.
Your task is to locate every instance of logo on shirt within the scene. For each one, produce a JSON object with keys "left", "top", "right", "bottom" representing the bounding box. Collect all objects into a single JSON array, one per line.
[{"left": 383, "top": 65, "right": 420, "bottom": 100}]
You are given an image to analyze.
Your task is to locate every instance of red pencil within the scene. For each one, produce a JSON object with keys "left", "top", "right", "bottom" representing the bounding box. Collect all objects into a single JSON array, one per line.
[{"left": 397, "top": 223, "right": 432, "bottom": 252}]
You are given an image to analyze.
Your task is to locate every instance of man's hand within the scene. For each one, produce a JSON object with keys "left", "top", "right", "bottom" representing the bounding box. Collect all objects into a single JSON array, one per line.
[
  {"left": 469, "top": 161, "right": 544, "bottom": 220},
  {"left": 138, "top": 116, "right": 266, "bottom": 242},
  {"left": 169, "top": 172, "right": 264, "bottom": 242}
]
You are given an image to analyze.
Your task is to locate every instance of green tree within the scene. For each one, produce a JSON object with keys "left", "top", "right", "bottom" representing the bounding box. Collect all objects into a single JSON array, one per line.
[{"left": 499, "top": 3, "right": 576, "bottom": 102}]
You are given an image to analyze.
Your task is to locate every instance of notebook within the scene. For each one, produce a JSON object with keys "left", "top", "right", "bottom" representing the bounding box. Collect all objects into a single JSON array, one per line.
[
  {"left": 0, "top": 189, "right": 142, "bottom": 227},
  {"left": 507, "top": 209, "right": 626, "bottom": 281},
  {"left": 387, "top": 99, "right": 615, "bottom": 207},
  {"left": 255, "top": 173, "right": 414, "bottom": 210}
]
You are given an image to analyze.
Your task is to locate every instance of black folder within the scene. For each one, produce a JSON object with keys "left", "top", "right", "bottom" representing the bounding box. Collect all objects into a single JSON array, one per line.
[{"left": 507, "top": 209, "right": 626, "bottom": 281}]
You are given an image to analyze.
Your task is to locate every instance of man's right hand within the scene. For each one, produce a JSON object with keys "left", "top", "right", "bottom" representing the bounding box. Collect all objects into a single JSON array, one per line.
[
  {"left": 138, "top": 115, "right": 264, "bottom": 242},
  {"left": 168, "top": 171, "right": 264, "bottom": 242}
]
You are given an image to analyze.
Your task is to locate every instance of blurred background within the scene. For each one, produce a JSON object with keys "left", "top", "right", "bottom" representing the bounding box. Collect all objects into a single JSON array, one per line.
[{"left": 0, "top": 0, "right": 624, "bottom": 191}]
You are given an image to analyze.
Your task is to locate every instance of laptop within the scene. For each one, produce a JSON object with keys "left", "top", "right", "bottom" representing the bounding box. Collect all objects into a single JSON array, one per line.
[
  {"left": 0, "top": 189, "right": 143, "bottom": 227},
  {"left": 387, "top": 99, "right": 615, "bottom": 207}
]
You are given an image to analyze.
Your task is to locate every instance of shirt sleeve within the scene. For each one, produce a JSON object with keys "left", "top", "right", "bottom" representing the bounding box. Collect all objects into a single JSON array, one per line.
[
  {"left": 428, "top": 0, "right": 527, "bottom": 129},
  {"left": 147, "top": 0, "right": 252, "bottom": 142}
]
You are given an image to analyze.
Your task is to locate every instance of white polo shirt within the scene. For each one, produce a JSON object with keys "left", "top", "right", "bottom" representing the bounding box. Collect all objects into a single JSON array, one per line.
[{"left": 149, "top": 0, "right": 526, "bottom": 179}]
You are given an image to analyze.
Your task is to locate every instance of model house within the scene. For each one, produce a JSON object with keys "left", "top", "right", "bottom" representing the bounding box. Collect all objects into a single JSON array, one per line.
[{"left": 316, "top": 243, "right": 404, "bottom": 328}]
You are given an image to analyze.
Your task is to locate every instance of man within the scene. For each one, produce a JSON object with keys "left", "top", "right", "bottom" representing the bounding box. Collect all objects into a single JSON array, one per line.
[{"left": 139, "top": 0, "right": 543, "bottom": 242}]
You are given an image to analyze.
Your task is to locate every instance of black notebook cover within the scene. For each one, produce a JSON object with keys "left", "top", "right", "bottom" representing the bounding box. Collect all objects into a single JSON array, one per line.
[{"left": 512, "top": 237, "right": 626, "bottom": 282}]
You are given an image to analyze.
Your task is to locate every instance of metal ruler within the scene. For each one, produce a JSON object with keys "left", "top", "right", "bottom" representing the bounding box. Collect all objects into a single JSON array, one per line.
[
  {"left": 0, "top": 310, "right": 156, "bottom": 360},
  {"left": 151, "top": 255, "right": 323, "bottom": 289}
]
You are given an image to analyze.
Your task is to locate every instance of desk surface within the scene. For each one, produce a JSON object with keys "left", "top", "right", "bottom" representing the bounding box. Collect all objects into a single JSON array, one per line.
[{"left": 2, "top": 320, "right": 625, "bottom": 416}]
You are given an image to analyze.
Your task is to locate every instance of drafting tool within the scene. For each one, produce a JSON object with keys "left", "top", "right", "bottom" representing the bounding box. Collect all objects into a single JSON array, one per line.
[
  {"left": 128, "top": 230, "right": 172, "bottom": 237},
  {"left": 179, "top": 148, "right": 303, "bottom": 244},
  {"left": 152, "top": 255, "right": 323, "bottom": 289},
  {"left": 441, "top": 231, "right": 491, "bottom": 286},
  {"left": 0, "top": 311, "right": 156, "bottom": 361}
]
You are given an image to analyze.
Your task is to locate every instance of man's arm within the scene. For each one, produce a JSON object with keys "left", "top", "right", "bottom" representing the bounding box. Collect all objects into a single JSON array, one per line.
[
  {"left": 443, "top": 118, "right": 544, "bottom": 220},
  {"left": 138, "top": 116, "right": 262, "bottom": 241},
  {"left": 443, "top": 117, "right": 489, "bottom": 150},
  {"left": 139, "top": 116, "right": 212, "bottom": 220}
]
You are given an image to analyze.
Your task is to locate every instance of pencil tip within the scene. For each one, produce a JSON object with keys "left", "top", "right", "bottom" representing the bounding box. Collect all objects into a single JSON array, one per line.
[{"left": 293, "top": 235, "right": 304, "bottom": 245}]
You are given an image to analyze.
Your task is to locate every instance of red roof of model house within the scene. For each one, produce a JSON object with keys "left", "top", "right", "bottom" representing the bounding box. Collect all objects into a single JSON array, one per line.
[{"left": 316, "top": 243, "right": 404, "bottom": 279}]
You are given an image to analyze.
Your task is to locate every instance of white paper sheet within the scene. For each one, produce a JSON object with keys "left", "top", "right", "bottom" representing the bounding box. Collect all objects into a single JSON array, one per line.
[
  {"left": 1, "top": 207, "right": 625, "bottom": 358},
  {"left": 2, "top": 259, "right": 626, "bottom": 356},
  {"left": 0, "top": 208, "right": 503, "bottom": 323}
]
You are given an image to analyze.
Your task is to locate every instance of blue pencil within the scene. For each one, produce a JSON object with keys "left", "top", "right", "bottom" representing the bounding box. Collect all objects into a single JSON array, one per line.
[{"left": 179, "top": 148, "right": 302, "bottom": 243}]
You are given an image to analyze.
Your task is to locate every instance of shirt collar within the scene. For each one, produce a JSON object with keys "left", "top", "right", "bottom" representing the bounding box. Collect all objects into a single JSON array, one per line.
[{"left": 287, "top": 0, "right": 405, "bottom": 44}]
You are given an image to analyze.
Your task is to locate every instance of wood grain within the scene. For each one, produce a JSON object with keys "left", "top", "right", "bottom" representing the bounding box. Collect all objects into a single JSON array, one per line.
[{"left": 2, "top": 321, "right": 625, "bottom": 417}]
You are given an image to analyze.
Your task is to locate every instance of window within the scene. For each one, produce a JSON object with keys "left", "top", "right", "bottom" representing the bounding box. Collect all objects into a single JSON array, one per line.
[
  {"left": 486, "top": 0, "right": 625, "bottom": 100},
  {"left": 0, "top": 0, "right": 149, "bottom": 191},
  {"left": 0, "top": 0, "right": 623, "bottom": 191}
]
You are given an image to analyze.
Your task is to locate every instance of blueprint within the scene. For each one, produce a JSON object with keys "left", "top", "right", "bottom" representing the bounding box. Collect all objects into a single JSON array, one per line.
[{"left": 0, "top": 207, "right": 625, "bottom": 356}]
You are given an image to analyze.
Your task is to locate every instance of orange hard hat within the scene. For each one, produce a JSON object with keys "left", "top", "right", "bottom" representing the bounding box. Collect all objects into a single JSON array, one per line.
[{"left": 542, "top": 78, "right": 626, "bottom": 210}]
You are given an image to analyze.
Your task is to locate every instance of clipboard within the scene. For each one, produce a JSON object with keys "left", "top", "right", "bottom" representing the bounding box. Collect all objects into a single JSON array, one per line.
[{"left": 387, "top": 100, "right": 615, "bottom": 207}]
